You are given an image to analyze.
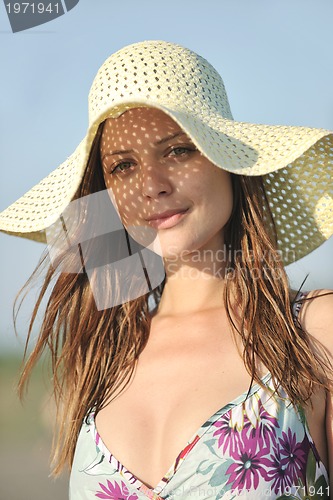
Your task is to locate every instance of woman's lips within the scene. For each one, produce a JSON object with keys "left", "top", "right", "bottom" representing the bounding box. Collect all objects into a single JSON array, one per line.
[{"left": 147, "top": 209, "right": 189, "bottom": 229}]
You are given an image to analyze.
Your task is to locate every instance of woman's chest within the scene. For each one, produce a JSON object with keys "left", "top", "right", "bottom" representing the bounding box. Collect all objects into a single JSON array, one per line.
[
  {"left": 90, "top": 368, "right": 328, "bottom": 497},
  {"left": 94, "top": 314, "right": 328, "bottom": 491},
  {"left": 94, "top": 315, "right": 268, "bottom": 488}
]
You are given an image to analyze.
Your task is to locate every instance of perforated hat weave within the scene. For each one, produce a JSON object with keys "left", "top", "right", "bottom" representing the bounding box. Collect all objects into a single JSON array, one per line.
[{"left": 0, "top": 40, "right": 332, "bottom": 265}]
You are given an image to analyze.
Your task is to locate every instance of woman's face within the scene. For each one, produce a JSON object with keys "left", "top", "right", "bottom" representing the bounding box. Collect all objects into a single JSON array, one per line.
[{"left": 100, "top": 107, "right": 233, "bottom": 260}]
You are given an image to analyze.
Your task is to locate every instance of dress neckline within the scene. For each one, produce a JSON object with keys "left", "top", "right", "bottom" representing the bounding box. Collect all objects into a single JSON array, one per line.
[{"left": 89, "top": 371, "right": 272, "bottom": 496}]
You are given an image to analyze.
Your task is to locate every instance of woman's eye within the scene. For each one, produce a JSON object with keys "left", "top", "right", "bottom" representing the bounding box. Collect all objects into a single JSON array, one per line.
[
  {"left": 111, "top": 161, "right": 135, "bottom": 174},
  {"left": 169, "top": 146, "right": 196, "bottom": 157}
]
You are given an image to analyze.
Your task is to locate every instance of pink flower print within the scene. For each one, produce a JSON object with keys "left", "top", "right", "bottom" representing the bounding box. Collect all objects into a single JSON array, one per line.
[
  {"left": 225, "top": 432, "right": 271, "bottom": 493},
  {"left": 213, "top": 411, "right": 245, "bottom": 458},
  {"left": 247, "top": 400, "right": 279, "bottom": 448},
  {"left": 266, "top": 445, "right": 294, "bottom": 494},
  {"left": 279, "top": 429, "right": 308, "bottom": 483},
  {"left": 95, "top": 479, "right": 139, "bottom": 499}
]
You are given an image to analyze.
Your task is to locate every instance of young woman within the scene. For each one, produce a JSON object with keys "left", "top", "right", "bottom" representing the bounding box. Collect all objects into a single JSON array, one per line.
[{"left": 0, "top": 40, "right": 332, "bottom": 500}]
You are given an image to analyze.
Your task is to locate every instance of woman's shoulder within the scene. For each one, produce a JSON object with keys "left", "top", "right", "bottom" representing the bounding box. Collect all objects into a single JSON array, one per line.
[{"left": 296, "top": 288, "right": 333, "bottom": 351}]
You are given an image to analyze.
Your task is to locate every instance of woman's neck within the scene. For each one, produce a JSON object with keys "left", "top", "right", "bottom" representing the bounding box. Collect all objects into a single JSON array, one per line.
[{"left": 154, "top": 269, "right": 230, "bottom": 317}]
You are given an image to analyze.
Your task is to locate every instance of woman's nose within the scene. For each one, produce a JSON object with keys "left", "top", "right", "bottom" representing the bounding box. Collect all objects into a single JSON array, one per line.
[{"left": 140, "top": 163, "right": 173, "bottom": 199}]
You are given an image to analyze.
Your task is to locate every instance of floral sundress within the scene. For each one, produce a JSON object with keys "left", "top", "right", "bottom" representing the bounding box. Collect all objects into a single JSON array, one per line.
[{"left": 69, "top": 291, "right": 330, "bottom": 499}]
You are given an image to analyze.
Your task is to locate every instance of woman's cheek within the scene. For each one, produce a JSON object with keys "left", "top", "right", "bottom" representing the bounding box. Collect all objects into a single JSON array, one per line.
[{"left": 103, "top": 183, "right": 124, "bottom": 223}]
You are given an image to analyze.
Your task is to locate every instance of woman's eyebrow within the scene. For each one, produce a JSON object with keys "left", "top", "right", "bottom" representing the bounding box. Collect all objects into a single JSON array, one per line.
[
  {"left": 155, "top": 131, "right": 187, "bottom": 145},
  {"left": 101, "top": 132, "right": 188, "bottom": 160}
]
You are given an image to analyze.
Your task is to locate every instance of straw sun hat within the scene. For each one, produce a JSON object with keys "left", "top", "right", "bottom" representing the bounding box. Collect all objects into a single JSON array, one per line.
[{"left": 1, "top": 40, "right": 332, "bottom": 267}]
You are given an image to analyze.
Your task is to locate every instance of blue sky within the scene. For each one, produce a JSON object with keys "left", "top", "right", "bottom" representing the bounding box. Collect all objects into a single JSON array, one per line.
[{"left": 0, "top": 0, "right": 332, "bottom": 351}]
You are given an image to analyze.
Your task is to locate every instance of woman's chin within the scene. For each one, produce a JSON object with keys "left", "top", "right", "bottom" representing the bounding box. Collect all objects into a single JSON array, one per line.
[
  {"left": 124, "top": 225, "right": 197, "bottom": 262},
  {"left": 146, "top": 238, "right": 193, "bottom": 261}
]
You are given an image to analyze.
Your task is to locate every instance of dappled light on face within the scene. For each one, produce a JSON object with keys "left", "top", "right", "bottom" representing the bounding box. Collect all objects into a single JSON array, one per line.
[
  {"left": 100, "top": 107, "right": 193, "bottom": 225},
  {"left": 99, "top": 106, "right": 233, "bottom": 259}
]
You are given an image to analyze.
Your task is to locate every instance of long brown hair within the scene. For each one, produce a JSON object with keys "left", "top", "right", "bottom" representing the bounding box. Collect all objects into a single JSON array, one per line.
[{"left": 15, "top": 121, "right": 333, "bottom": 477}]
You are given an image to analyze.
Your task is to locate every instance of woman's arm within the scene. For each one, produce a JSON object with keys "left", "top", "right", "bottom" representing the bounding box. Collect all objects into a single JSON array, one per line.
[
  {"left": 327, "top": 390, "right": 333, "bottom": 491},
  {"left": 298, "top": 289, "right": 333, "bottom": 490}
]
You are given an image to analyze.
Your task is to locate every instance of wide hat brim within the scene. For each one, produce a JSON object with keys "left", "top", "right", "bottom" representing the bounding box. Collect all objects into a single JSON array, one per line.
[{"left": 1, "top": 40, "right": 332, "bottom": 266}]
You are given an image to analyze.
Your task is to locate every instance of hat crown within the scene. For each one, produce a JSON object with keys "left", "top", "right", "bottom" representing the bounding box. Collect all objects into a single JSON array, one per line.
[{"left": 88, "top": 40, "right": 233, "bottom": 126}]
